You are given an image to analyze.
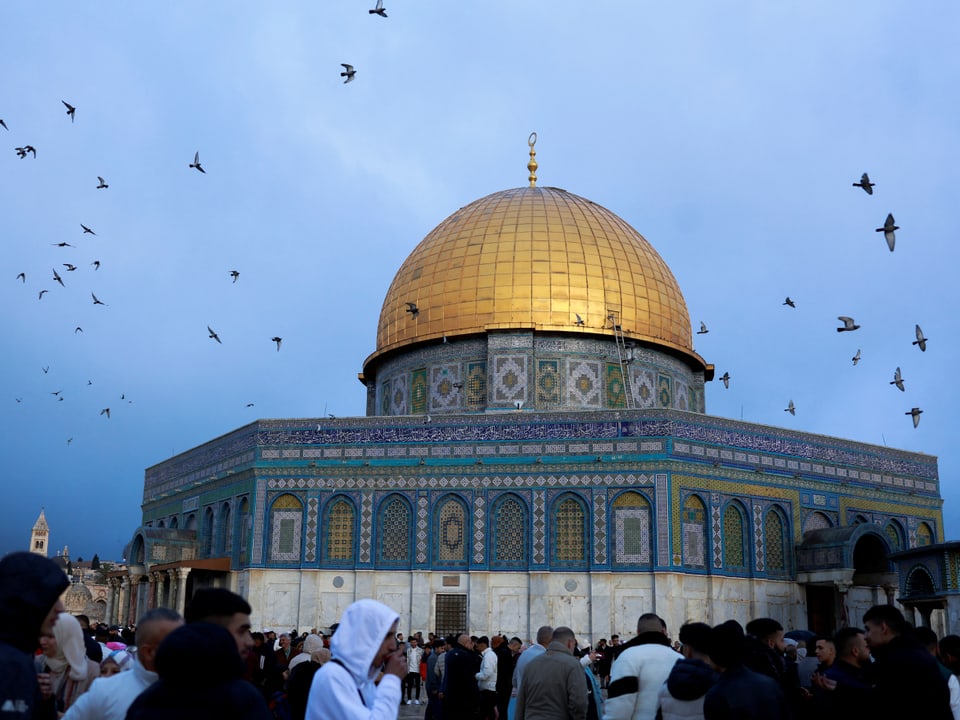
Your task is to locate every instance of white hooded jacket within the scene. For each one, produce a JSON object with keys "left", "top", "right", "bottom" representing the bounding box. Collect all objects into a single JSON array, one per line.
[{"left": 306, "top": 599, "right": 401, "bottom": 720}]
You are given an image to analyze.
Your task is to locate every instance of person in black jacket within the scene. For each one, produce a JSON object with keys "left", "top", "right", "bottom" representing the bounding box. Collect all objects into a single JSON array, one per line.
[
  {"left": 440, "top": 634, "right": 480, "bottom": 718},
  {"left": 0, "top": 551, "right": 70, "bottom": 720},
  {"left": 126, "top": 622, "right": 271, "bottom": 720}
]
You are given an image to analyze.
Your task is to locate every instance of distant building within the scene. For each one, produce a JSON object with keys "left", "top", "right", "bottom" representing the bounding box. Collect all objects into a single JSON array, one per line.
[
  {"left": 31, "top": 509, "right": 49, "bottom": 557},
  {"left": 118, "top": 147, "right": 945, "bottom": 640}
]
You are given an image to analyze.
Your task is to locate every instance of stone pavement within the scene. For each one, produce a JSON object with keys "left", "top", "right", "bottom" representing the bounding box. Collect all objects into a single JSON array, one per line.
[{"left": 397, "top": 699, "right": 427, "bottom": 719}]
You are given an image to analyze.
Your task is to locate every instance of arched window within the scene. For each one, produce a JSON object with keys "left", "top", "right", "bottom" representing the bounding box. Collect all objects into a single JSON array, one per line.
[
  {"left": 325, "top": 498, "right": 355, "bottom": 562},
  {"left": 764, "top": 508, "right": 788, "bottom": 574},
  {"left": 723, "top": 503, "right": 747, "bottom": 570},
  {"left": 682, "top": 495, "right": 707, "bottom": 569},
  {"left": 885, "top": 520, "right": 905, "bottom": 551},
  {"left": 270, "top": 494, "right": 303, "bottom": 563},
  {"left": 379, "top": 496, "right": 412, "bottom": 565},
  {"left": 218, "top": 502, "right": 232, "bottom": 556},
  {"left": 238, "top": 498, "right": 250, "bottom": 563},
  {"left": 802, "top": 512, "right": 831, "bottom": 534},
  {"left": 201, "top": 507, "right": 215, "bottom": 557},
  {"left": 434, "top": 496, "right": 467, "bottom": 565},
  {"left": 185, "top": 513, "right": 196, "bottom": 531},
  {"left": 552, "top": 495, "right": 587, "bottom": 566},
  {"left": 917, "top": 522, "right": 934, "bottom": 547},
  {"left": 157, "top": 519, "right": 165, "bottom": 529},
  {"left": 612, "top": 491, "right": 652, "bottom": 566},
  {"left": 170, "top": 516, "right": 179, "bottom": 529},
  {"left": 493, "top": 495, "right": 527, "bottom": 568}
]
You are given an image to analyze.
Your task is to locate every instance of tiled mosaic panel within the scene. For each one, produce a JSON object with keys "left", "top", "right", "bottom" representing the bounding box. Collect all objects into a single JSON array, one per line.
[
  {"left": 711, "top": 494, "right": 722, "bottom": 568},
  {"left": 613, "top": 492, "right": 651, "bottom": 564},
  {"left": 270, "top": 510, "right": 302, "bottom": 562},
  {"left": 537, "top": 359, "right": 561, "bottom": 406},
  {"left": 605, "top": 364, "right": 627, "bottom": 409},
  {"left": 675, "top": 379, "right": 689, "bottom": 411},
  {"left": 567, "top": 361, "right": 601, "bottom": 407},
  {"left": 753, "top": 504, "right": 764, "bottom": 572},
  {"left": 416, "top": 494, "right": 429, "bottom": 563},
  {"left": 553, "top": 497, "right": 586, "bottom": 563},
  {"left": 411, "top": 368, "right": 428, "bottom": 415},
  {"left": 657, "top": 374, "right": 672, "bottom": 408},
  {"left": 437, "top": 499, "right": 466, "bottom": 562},
  {"left": 723, "top": 505, "right": 745, "bottom": 568},
  {"left": 593, "top": 490, "right": 607, "bottom": 564},
  {"left": 465, "top": 362, "right": 487, "bottom": 409},
  {"left": 656, "top": 475, "right": 670, "bottom": 567},
  {"left": 305, "top": 498, "right": 318, "bottom": 562},
  {"left": 493, "top": 355, "right": 527, "bottom": 403},
  {"left": 533, "top": 491, "right": 546, "bottom": 563},
  {"left": 380, "top": 498, "right": 411, "bottom": 562},
  {"left": 494, "top": 497, "right": 524, "bottom": 564},
  {"left": 765, "top": 511, "right": 785, "bottom": 571},
  {"left": 380, "top": 379, "right": 392, "bottom": 416},
  {"left": 359, "top": 494, "right": 373, "bottom": 563},
  {"left": 430, "top": 365, "right": 462, "bottom": 411},
  {"left": 683, "top": 495, "right": 706, "bottom": 568},
  {"left": 473, "top": 495, "right": 486, "bottom": 563},
  {"left": 253, "top": 485, "right": 267, "bottom": 565},
  {"left": 802, "top": 511, "right": 832, "bottom": 533},
  {"left": 389, "top": 374, "right": 408, "bottom": 416},
  {"left": 885, "top": 521, "right": 904, "bottom": 551},
  {"left": 326, "top": 500, "right": 354, "bottom": 561}
]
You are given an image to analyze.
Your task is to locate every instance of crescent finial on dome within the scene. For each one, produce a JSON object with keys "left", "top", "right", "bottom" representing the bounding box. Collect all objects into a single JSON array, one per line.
[{"left": 527, "top": 132, "right": 538, "bottom": 187}]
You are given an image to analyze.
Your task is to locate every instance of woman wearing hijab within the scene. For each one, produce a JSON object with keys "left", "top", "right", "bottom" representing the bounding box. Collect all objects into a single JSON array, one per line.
[{"left": 36, "top": 613, "right": 100, "bottom": 715}]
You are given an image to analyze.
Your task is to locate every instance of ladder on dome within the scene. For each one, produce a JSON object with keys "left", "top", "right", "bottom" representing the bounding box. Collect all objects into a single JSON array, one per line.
[{"left": 607, "top": 310, "right": 635, "bottom": 409}]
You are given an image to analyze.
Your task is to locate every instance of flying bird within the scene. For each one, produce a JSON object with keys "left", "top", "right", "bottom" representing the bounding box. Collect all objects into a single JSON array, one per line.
[
  {"left": 851, "top": 349, "right": 861, "bottom": 366},
  {"left": 890, "top": 367, "right": 905, "bottom": 392},
  {"left": 91, "top": 292, "right": 106, "bottom": 306},
  {"left": 63, "top": 263, "right": 76, "bottom": 272},
  {"left": 16, "top": 272, "right": 25, "bottom": 283},
  {"left": 720, "top": 372, "right": 730, "bottom": 389},
  {"left": 62, "top": 100, "right": 76, "bottom": 122},
  {"left": 189, "top": 152, "right": 205, "bottom": 173},
  {"left": 207, "top": 325, "right": 221, "bottom": 343},
  {"left": 42, "top": 366, "right": 49, "bottom": 374},
  {"left": 340, "top": 64, "right": 356, "bottom": 83},
  {"left": 905, "top": 407, "right": 923, "bottom": 428},
  {"left": 785, "top": 400, "right": 795, "bottom": 416},
  {"left": 783, "top": 297, "right": 795, "bottom": 308},
  {"left": 96, "top": 176, "right": 108, "bottom": 189},
  {"left": 837, "top": 316, "right": 860, "bottom": 332},
  {"left": 697, "top": 321, "right": 709, "bottom": 335},
  {"left": 0, "top": 119, "right": 7, "bottom": 130},
  {"left": 52, "top": 242, "right": 73, "bottom": 248},
  {"left": 15, "top": 147, "right": 26, "bottom": 158},
  {"left": 75, "top": 327, "right": 82, "bottom": 334},
  {"left": 369, "top": 0, "right": 387, "bottom": 16},
  {"left": 246, "top": 403, "right": 255, "bottom": 408},
  {"left": 852, "top": 172, "right": 874, "bottom": 195},
  {"left": 23, "top": 145, "right": 35, "bottom": 158},
  {"left": 913, "top": 324, "right": 928, "bottom": 352},
  {"left": 38, "top": 290, "right": 48, "bottom": 300},
  {"left": 91, "top": 260, "right": 100, "bottom": 270},
  {"left": 271, "top": 336, "right": 282, "bottom": 351},
  {"left": 405, "top": 301, "right": 419, "bottom": 317},
  {"left": 875, "top": 213, "right": 898, "bottom": 252},
  {"left": 52, "top": 268, "right": 64, "bottom": 287},
  {"left": 100, "top": 408, "right": 110, "bottom": 419},
  {"left": 574, "top": 313, "right": 585, "bottom": 327},
  {"left": 229, "top": 270, "right": 240, "bottom": 283},
  {"left": 51, "top": 390, "right": 62, "bottom": 397},
  {"left": 80, "top": 224, "right": 96, "bottom": 235},
  {"left": 66, "top": 438, "right": 72, "bottom": 445}
]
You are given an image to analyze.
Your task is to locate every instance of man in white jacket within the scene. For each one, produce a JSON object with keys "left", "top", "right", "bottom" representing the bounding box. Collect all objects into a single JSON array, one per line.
[
  {"left": 603, "top": 613, "right": 682, "bottom": 720},
  {"left": 475, "top": 636, "right": 499, "bottom": 720},
  {"left": 306, "top": 599, "right": 406, "bottom": 720},
  {"left": 61, "top": 608, "right": 183, "bottom": 720}
]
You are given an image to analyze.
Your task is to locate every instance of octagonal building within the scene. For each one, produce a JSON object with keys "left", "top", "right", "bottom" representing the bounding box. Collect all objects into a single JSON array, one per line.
[{"left": 117, "top": 150, "right": 945, "bottom": 641}]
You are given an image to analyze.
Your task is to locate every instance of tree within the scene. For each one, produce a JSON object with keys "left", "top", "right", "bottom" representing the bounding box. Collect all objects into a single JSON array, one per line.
[{"left": 91, "top": 554, "right": 100, "bottom": 570}]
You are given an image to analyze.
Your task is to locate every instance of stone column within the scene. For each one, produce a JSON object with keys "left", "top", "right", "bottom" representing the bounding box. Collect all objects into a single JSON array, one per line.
[
  {"left": 835, "top": 580, "right": 852, "bottom": 628},
  {"left": 166, "top": 569, "right": 178, "bottom": 609},
  {"left": 104, "top": 578, "right": 116, "bottom": 625},
  {"left": 118, "top": 578, "right": 129, "bottom": 627},
  {"left": 128, "top": 575, "right": 142, "bottom": 625},
  {"left": 153, "top": 572, "right": 164, "bottom": 609},
  {"left": 175, "top": 567, "right": 191, "bottom": 615},
  {"left": 884, "top": 583, "right": 897, "bottom": 606}
]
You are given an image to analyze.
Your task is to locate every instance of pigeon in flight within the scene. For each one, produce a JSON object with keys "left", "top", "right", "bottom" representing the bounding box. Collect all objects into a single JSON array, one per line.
[
  {"left": 271, "top": 336, "right": 282, "bottom": 351},
  {"left": 369, "top": 0, "right": 387, "bottom": 16},
  {"left": 42, "top": 366, "right": 49, "bottom": 374},
  {"left": 62, "top": 100, "right": 76, "bottom": 122},
  {"left": 837, "top": 316, "right": 860, "bottom": 332},
  {"left": 91, "top": 292, "right": 106, "bottom": 306},
  {"left": 16, "top": 272, "right": 25, "bottom": 283},
  {"left": 189, "top": 152, "right": 205, "bottom": 173},
  {"left": 75, "top": 327, "right": 82, "bottom": 334},
  {"left": 785, "top": 400, "right": 795, "bottom": 416},
  {"left": 38, "top": 290, "right": 48, "bottom": 300},
  {"left": 0, "top": 119, "right": 7, "bottom": 130},
  {"left": 905, "top": 407, "right": 923, "bottom": 428},
  {"left": 96, "top": 176, "right": 108, "bottom": 189},
  {"left": 15, "top": 147, "right": 26, "bottom": 158},
  {"left": 207, "top": 325, "right": 221, "bottom": 344},
  {"left": 852, "top": 172, "right": 874, "bottom": 195},
  {"left": 16, "top": 145, "right": 36, "bottom": 158},
  {"left": 229, "top": 270, "right": 240, "bottom": 283},
  {"left": 783, "top": 297, "right": 795, "bottom": 308},
  {"left": 720, "top": 371, "right": 730, "bottom": 389},
  {"left": 890, "top": 367, "right": 905, "bottom": 392},
  {"left": 63, "top": 263, "right": 76, "bottom": 272},
  {"left": 246, "top": 403, "right": 255, "bottom": 408},
  {"left": 341, "top": 64, "right": 357, "bottom": 83},
  {"left": 875, "top": 213, "right": 898, "bottom": 252},
  {"left": 697, "top": 321, "right": 709, "bottom": 335},
  {"left": 51, "top": 390, "right": 62, "bottom": 397},
  {"left": 52, "top": 268, "right": 64, "bottom": 287},
  {"left": 851, "top": 349, "right": 861, "bottom": 366},
  {"left": 81, "top": 224, "right": 96, "bottom": 235},
  {"left": 53, "top": 242, "right": 73, "bottom": 248},
  {"left": 405, "top": 301, "right": 419, "bottom": 317},
  {"left": 574, "top": 313, "right": 585, "bottom": 327},
  {"left": 91, "top": 260, "right": 100, "bottom": 270},
  {"left": 100, "top": 408, "right": 110, "bottom": 419},
  {"left": 913, "top": 324, "right": 928, "bottom": 352}
]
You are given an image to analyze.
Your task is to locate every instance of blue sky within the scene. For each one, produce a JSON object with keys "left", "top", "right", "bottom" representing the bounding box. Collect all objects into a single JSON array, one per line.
[{"left": 1, "top": 2, "right": 957, "bottom": 560}]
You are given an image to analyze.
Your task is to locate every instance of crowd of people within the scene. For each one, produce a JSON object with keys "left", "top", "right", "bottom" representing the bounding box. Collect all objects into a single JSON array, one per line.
[{"left": 3, "top": 549, "right": 960, "bottom": 720}]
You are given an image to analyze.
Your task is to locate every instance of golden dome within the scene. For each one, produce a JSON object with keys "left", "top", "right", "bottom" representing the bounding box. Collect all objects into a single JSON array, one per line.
[{"left": 366, "top": 186, "right": 707, "bottom": 373}]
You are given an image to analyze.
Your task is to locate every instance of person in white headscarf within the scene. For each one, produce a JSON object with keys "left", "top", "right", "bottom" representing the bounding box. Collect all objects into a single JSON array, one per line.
[
  {"left": 35, "top": 613, "right": 100, "bottom": 714},
  {"left": 305, "top": 599, "right": 406, "bottom": 720}
]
